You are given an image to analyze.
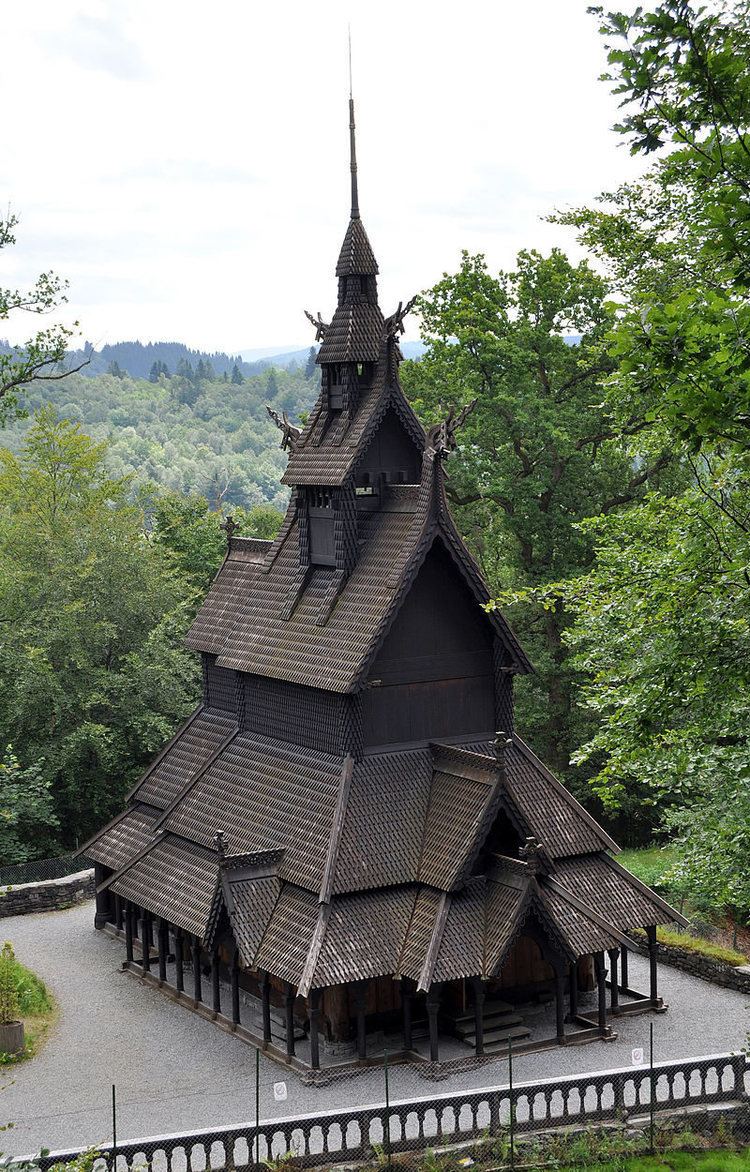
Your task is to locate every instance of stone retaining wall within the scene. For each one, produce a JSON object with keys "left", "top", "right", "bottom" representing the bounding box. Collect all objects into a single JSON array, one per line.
[
  {"left": 0, "top": 870, "right": 94, "bottom": 918},
  {"left": 628, "top": 932, "right": 750, "bottom": 994}
]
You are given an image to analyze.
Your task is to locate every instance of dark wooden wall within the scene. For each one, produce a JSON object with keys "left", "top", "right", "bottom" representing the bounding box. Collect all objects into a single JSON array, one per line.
[
  {"left": 203, "top": 654, "right": 238, "bottom": 712},
  {"left": 362, "top": 541, "right": 497, "bottom": 747},
  {"left": 354, "top": 409, "right": 422, "bottom": 491},
  {"left": 240, "top": 675, "right": 360, "bottom": 757}
]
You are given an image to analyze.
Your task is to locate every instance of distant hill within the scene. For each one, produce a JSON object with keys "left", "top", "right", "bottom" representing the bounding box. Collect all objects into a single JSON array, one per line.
[
  {"left": 0, "top": 361, "right": 319, "bottom": 512},
  {"left": 1, "top": 337, "right": 428, "bottom": 382},
  {"left": 70, "top": 340, "right": 267, "bottom": 380}
]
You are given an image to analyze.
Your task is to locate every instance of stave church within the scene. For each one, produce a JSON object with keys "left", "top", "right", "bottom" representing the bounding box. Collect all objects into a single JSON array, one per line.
[{"left": 82, "top": 96, "right": 686, "bottom": 1071}]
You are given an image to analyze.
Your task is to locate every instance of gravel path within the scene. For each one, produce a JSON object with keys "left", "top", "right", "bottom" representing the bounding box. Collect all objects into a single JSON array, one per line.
[{"left": 4, "top": 901, "right": 748, "bottom": 1157}]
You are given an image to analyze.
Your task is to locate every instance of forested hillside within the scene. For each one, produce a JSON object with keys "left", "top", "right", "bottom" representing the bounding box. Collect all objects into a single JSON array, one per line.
[{"left": 0, "top": 362, "right": 318, "bottom": 512}]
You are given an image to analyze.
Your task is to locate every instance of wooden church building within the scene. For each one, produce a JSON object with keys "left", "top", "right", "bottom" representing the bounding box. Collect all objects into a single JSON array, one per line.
[{"left": 83, "top": 98, "right": 686, "bottom": 1071}]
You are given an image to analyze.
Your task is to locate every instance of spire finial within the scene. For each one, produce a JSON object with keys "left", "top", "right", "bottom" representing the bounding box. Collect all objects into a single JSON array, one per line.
[{"left": 348, "top": 27, "right": 359, "bottom": 220}]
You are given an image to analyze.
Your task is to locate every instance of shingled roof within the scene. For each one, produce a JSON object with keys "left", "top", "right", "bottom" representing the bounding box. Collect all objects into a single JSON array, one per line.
[
  {"left": 335, "top": 217, "right": 378, "bottom": 277},
  {"left": 280, "top": 343, "right": 424, "bottom": 487},
  {"left": 210, "top": 853, "right": 645, "bottom": 993},
  {"left": 186, "top": 456, "right": 530, "bottom": 689}
]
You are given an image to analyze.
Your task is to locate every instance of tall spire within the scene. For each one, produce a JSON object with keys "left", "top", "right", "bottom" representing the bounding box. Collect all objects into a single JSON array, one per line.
[{"left": 348, "top": 29, "right": 359, "bottom": 220}]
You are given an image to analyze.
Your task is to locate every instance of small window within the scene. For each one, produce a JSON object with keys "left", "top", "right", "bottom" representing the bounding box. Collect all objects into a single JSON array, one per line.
[
  {"left": 327, "top": 365, "right": 344, "bottom": 411},
  {"left": 309, "top": 488, "right": 335, "bottom": 566}
]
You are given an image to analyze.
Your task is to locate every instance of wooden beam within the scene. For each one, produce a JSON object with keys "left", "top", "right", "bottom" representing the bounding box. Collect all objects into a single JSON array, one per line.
[
  {"left": 401, "top": 977, "right": 413, "bottom": 1051},
  {"left": 309, "top": 988, "right": 322, "bottom": 1070},
  {"left": 284, "top": 985, "right": 296, "bottom": 1058},
  {"left": 609, "top": 948, "right": 620, "bottom": 1013},
  {"left": 594, "top": 952, "right": 607, "bottom": 1037},
  {"left": 426, "top": 984, "right": 441, "bottom": 1063},
  {"left": 555, "top": 967, "right": 566, "bottom": 1043},
  {"left": 125, "top": 901, "right": 134, "bottom": 964},
  {"left": 568, "top": 961, "right": 578, "bottom": 1022},
  {"left": 192, "top": 937, "right": 202, "bottom": 1005},
  {"left": 472, "top": 977, "right": 485, "bottom": 1057},
  {"left": 212, "top": 948, "right": 221, "bottom": 1017},
  {"left": 175, "top": 929, "right": 184, "bottom": 993},
  {"left": 158, "top": 919, "right": 168, "bottom": 984},
  {"left": 260, "top": 971, "right": 272, "bottom": 1045},
  {"left": 353, "top": 981, "right": 367, "bottom": 1060},
  {"left": 231, "top": 950, "right": 240, "bottom": 1026}
]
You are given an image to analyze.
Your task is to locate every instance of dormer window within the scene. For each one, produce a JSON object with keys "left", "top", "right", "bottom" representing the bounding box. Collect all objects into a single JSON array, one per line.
[
  {"left": 328, "top": 365, "right": 344, "bottom": 411},
  {"left": 308, "top": 487, "right": 335, "bottom": 566}
]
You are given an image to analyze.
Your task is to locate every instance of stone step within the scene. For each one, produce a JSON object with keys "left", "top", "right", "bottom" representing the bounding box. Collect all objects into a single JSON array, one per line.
[
  {"left": 462, "top": 1023, "right": 532, "bottom": 1049},
  {"left": 451, "top": 999, "right": 513, "bottom": 1028},
  {"left": 454, "top": 1011, "right": 524, "bottom": 1040}
]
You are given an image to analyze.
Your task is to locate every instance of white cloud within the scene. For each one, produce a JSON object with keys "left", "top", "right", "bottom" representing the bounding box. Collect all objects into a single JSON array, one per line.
[{"left": 1, "top": 0, "right": 646, "bottom": 353}]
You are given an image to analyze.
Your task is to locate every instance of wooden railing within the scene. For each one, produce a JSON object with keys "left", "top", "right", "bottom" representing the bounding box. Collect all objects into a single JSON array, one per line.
[{"left": 30, "top": 1050, "right": 748, "bottom": 1172}]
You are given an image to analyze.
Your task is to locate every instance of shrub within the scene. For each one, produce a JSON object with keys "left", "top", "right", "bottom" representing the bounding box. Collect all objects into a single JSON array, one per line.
[{"left": 0, "top": 943, "right": 20, "bottom": 1024}]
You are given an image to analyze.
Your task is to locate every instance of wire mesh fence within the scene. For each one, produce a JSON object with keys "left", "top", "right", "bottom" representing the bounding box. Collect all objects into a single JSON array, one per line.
[
  {"left": 22, "top": 1032, "right": 750, "bottom": 1172},
  {"left": 0, "top": 854, "right": 93, "bottom": 886}
]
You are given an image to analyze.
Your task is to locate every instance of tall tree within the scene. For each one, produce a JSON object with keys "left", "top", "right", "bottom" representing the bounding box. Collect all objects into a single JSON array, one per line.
[
  {"left": 0, "top": 409, "right": 199, "bottom": 847},
  {"left": 544, "top": 2, "right": 750, "bottom": 892},
  {"left": 403, "top": 248, "right": 675, "bottom": 775},
  {"left": 0, "top": 214, "right": 83, "bottom": 420},
  {"left": 560, "top": 1, "right": 750, "bottom": 449},
  {"left": 305, "top": 346, "right": 318, "bottom": 379}
]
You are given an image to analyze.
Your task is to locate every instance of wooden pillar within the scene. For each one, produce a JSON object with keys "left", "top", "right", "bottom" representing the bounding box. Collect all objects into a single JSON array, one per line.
[
  {"left": 309, "top": 988, "right": 322, "bottom": 1070},
  {"left": 568, "top": 961, "right": 578, "bottom": 1021},
  {"left": 620, "top": 944, "right": 629, "bottom": 991},
  {"left": 646, "top": 925, "right": 659, "bottom": 1001},
  {"left": 554, "top": 966, "right": 566, "bottom": 1043},
  {"left": 124, "top": 901, "right": 134, "bottom": 964},
  {"left": 284, "top": 985, "right": 296, "bottom": 1058},
  {"left": 231, "top": 950, "right": 240, "bottom": 1026},
  {"left": 353, "top": 981, "right": 367, "bottom": 1060},
  {"left": 93, "top": 862, "right": 111, "bottom": 923},
  {"left": 158, "top": 920, "right": 169, "bottom": 984},
  {"left": 608, "top": 948, "right": 620, "bottom": 1013},
  {"left": 211, "top": 947, "right": 221, "bottom": 1016},
  {"left": 426, "top": 984, "right": 441, "bottom": 1063},
  {"left": 94, "top": 863, "right": 110, "bottom": 929},
  {"left": 114, "top": 893, "right": 124, "bottom": 932},
  {"left": 175, "top": 929, "right": 184, "bottom": 993},
  {"left": 471, "top": 977, "right": 485, "bottom": 1057},
  {"left": 192, "top": 937, "right": 202, "bottom": 1004},
  {"left": 260, "top": 971, "right": 272, "bottom": 1045},
  {"left": 594, "top": 952, "right": 607, "bottom": 1037},
  {"left": 140, "top": 911, "right": 151, "bottom": 973},
  {"left": 401, "top": 977, "right": 413, "bottom": 1051}
]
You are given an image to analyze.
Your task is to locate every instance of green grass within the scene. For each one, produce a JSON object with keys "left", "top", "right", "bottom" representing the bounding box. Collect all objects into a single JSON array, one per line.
[
  {"left": 619, "top": 845, "right": 681, "bottom": 891},
  {"left": 656, "top": 926, "right": 747, "bottom": 966},
  {"left": 629, "top": 924, "right": 747, "bottom": 966},
  {"left": 0, "top": 952, "right": 56, "bottom": 1063}
]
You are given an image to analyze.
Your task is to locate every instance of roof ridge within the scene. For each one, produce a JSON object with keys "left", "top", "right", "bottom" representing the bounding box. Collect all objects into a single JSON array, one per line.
[
  {"left": 541, "top": 872, "right": 630, "bottom": 948},
  {"left": 510, "top": 734, "right": 620, "bottom": 854},
  {"left": 318, "top": 755, "right": 354, "bottom": 903},
  {"left": 298, "top": 902, "right": 332, "bottom": 996},
  {"left": 151, "top": 727, "right": 239, "bottom": 833},
  {"left": 124, "top": 705, "right": 205, "bottom": 803},
  {"left": 417, "top": 890, "right": 451, "bottom": 991},
  {"left": 96, "top": 829, "right": 167, "bottom": 894},
  {"left": 604, "top": 853, "right": 690, "bottom": 927},
  {"left": 394, "top": 887, "right": 423, "bottom": 976}
]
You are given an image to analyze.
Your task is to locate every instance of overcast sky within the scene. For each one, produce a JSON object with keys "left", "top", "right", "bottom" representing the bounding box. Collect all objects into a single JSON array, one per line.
[{"left": 2, "top": 1, "right": 645, "bottom": 354}]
